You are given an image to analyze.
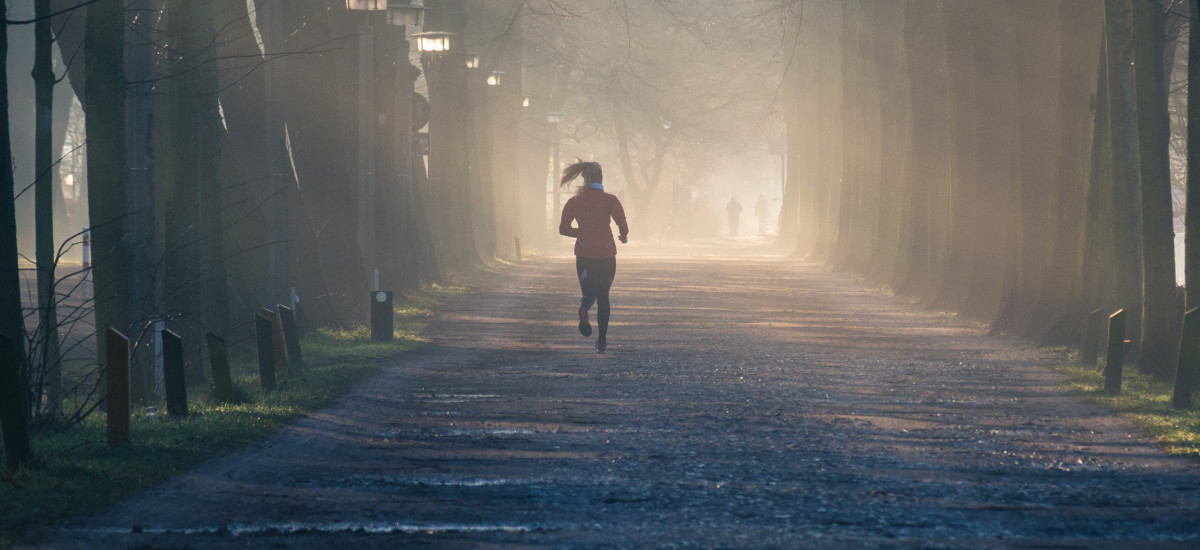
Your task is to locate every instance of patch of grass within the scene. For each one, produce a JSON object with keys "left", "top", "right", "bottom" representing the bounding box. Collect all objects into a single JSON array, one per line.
[
  {"left": 0, "top": 286, "right": 453, "bottom": 546},
  {"left": 1054, "top": 361, "right": 1200, "bottom": 458}
]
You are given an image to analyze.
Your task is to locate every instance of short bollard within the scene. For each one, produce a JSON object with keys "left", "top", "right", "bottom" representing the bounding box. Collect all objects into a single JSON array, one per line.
[
  {"left": 106, "top": 328, "right": 131, "bottom": 446},
  {"left": 206, "top": 333, "right": 234, "bottom": 404},
  {"left": 1173, "top": 307, "right": 1200, "bottom": 408},
  {"left": 1082, "top": 308, "right": 1104, "bottom": 366},
  {"left": 277, "top": 304, "right": 304, "bottom": 369},
  {"left": 1104, "top": 309, "right": 1126, "bottom": 395},
  {"left": 161, "top": 329, "right": 188, "bottom": 417},
  {"left": 371, "top": 290, "right": 394, "bottom": 341},
  {"left": 255, "top": 313, "right": 276, "bottom": 392},
  {"left": 260, "top": 307, "right": 288, "bottom": 373},
  {"left": 0, "top": 335, "right": 31, "bottom": 468},
  {"left": 514, "top": 236, "right": 522, "bottom": 261}
]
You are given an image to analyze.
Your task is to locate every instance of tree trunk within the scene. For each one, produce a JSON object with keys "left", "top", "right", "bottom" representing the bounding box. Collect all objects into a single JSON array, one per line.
[
  {"left": 1132, "top": 0, "right": 1180, "bottom": 378},
  {"left": 0, "top": 0, "right": 32, "bottom": 468},
  {"left": 931, "top": 0, "right": 979, "bottom": 311},
  {"left": 1104, "top": 0, "right": 1144, "bottom": 350},
  {"left": 34, "top": 0, "right": 62, "bottom": 417},
  {"left": 124, "top": 0, "right": 158, "bottom": 403},
  {"left": 1036, "top": 0, "right": 1105, "bottom": 344},
  {"left": 1187, "top": 0, "right": 1200, "bottom": 312},
  {"left": 85, "top": 0, "right": 130, "bottom": 376}
]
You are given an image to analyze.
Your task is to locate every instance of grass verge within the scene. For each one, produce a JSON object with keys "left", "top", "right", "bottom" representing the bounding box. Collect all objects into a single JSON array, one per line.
[
  {"left": 1055, "top": 361, "right": 1200, "bottom": 458},
  {"left": 0, "top": 284, "right": 461, "bottom": 547}
]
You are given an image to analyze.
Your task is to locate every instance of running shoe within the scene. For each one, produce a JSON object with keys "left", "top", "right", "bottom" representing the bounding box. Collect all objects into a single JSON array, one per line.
[
  {"left": 578, "top": 306, "right": 592, "bottom": 337},
  {"left": 596, "top": 338, "right": 606, "bottom": 354}
]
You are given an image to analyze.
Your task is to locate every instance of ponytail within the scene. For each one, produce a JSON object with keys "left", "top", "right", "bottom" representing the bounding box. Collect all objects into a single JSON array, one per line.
[{"left": 560, "top": 160, "right": 603, "bottom": 194}]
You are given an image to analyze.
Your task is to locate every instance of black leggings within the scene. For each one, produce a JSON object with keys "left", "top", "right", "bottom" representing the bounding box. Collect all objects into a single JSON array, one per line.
[{"left": 576, "top": 257, "right": 617, "bottom": 341}]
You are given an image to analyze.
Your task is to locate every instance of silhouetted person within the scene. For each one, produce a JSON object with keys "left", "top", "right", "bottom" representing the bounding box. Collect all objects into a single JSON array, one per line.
[
  {"left": 755, "top": 194, "right": 769, "bottom": 235},
  {"left": 559, "top": 160, "right": 629, "bottom": 354},
  {"left": 726, "top": 195, "right": 742, "bottom": 237}
]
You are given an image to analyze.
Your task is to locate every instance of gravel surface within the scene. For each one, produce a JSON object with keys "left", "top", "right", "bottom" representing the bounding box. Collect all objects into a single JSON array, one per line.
[{"left": 25, "top": 243, "right": 1200, "bottom": 548}]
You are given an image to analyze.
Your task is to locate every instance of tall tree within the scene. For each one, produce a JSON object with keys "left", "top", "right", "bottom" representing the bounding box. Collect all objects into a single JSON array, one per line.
[
  {"left": 1104, "top": 0, "right": 1144, "bottom": 347},
  {"left": 84, "top": 0, "right": 130, "bottom": 374},
  {"left": 125, "top": 0, "right": 158, "bottom": 402},
  {"left": 33, "top": 0, "right": 62, "bottom": 415},
  {"left": 162, "top": 0, "right": 225, "bottom": 377},
  {"left": 1132, "top": 0, "right": 1179, "bottom": 378},
  {"left": 1187, "top": 0, "right": 1200, "bottom": 312},
  {"left": 1, "top": 0, "right": 32, "bottom": 468},
  {"left": 1037, "top": 0, "right": 1105, "bottom": 344}
]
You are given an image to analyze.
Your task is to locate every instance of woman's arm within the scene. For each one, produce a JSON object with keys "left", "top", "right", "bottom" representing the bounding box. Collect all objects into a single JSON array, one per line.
[
  {"left": 559, "top": 201, "right": 579, "bottom": 237},
  {"left": 611, "top": 196, "right": 629, "bottom": 241}
]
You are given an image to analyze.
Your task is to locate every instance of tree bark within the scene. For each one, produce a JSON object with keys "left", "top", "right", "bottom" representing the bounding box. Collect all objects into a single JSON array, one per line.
[
  {"left": 1132, "top": 0, "right": 1180, "bottom": 378},
  {"left": 1104, "top": 0, "right": 1144, "bottom": 349},
  {"left": 1187, "top": 0, "right": 1200, "bottom": 312},
  {"left": 0, "top": 0, "right": 32, "bottom": 468},
  {"left": 85, "top": 0, "right": 130, "bottom": 375},
  {"left": 34, "top": 0, "right": 62, "bottom": 416}
]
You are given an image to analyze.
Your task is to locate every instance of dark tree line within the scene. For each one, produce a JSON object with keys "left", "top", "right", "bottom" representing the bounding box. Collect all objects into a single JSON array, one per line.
[{"left": 779, "top": 0, "right": 1200, "bottom": 383}]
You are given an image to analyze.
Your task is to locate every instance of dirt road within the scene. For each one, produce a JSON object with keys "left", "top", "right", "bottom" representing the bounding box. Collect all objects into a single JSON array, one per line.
[{"left": 28, "top": 243, "right": 1200, "bottom": 548}]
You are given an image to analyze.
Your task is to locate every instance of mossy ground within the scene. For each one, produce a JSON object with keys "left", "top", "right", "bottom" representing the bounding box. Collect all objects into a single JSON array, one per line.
[{"left": 1054, "top": 359, "right": 1200, "bottom": 458}]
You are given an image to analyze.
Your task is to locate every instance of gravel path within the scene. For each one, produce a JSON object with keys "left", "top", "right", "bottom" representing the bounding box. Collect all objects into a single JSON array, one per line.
[{"left": 27, "top": 243, "right": 1200, "bottom": 548}]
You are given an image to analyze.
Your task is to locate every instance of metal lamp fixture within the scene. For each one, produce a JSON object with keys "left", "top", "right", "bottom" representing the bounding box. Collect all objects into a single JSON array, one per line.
[
  {"left": 465, "top": 55, "right": 480, "bottom": 69},
  {"left": 386, "top": 1, "right": 426, "bottom": 26},
  {"left": 346, "top": 0, "right": 386, "bottom": 10},
  {"left": 522, "top": 97, "right": 530, "bottom": 108},
  {"left": 411, "top": 31, "right": 453, "bottom": 52},
  {"left": 487, "top": 70, "right": 504, "bottom": 86}
]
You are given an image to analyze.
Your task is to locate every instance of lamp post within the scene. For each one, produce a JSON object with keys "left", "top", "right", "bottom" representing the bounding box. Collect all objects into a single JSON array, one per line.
[
  {"left": 548, "top": 111, "right": 565, "bottom": 224},
  {"left": 385, "top": 1, "right": 426, "bottom": 225},
  {"left": 346, "top": 0, "right": 386, "bottom": 290}
]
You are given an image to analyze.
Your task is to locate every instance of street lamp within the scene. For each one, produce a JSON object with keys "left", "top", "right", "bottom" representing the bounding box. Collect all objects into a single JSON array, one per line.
[
  {"left": 387, "top": 1, "right": 426, "bottom": 241},
  {"left": 487, "top": 70, "right": 504, "bottom": 86},
  {"left": 411, "top": 31, "right": 453, "bottom": 53},
  {"left": 465, "top": 55, "right": 480, "bottom": 69},
  {"left": 548, "top": 111, "right": 566, "bottom": 222},
  {"left": 347, "top": 0, "right": 387, "bottom": 290}
]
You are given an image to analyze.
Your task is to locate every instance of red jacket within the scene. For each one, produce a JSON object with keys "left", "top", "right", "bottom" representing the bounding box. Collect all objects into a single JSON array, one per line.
[{"left": 559, "top": 189, "right": 629, "bottom": 259}]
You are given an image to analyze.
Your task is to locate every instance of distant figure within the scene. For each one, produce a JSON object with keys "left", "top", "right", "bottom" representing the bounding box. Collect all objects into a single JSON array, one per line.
[
  {"left": 755, "top": 194, "right": 769, "bottom": 235},
  {"left": 559, "top": 160, "right": 629, "bottom": 354},
  {"left": 726, "top": 195, "right": 742, "bottom": 237}
]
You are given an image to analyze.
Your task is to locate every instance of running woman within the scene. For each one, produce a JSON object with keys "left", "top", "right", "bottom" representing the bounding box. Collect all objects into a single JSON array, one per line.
[{"left": 558, "top": 160, "right": 629, "bottom": 353}]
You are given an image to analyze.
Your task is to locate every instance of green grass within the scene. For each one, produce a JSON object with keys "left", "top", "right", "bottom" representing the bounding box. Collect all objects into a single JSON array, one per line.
[
  {"left": 0, "top": 284, "right": 461, "bottom": 547},
  {"left": 1055, "top": 360, "right": 1200, "bottom": 458}
]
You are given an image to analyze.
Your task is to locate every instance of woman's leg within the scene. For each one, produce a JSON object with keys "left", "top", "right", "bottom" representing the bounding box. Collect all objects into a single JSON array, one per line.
[
  {"left": 594, "top": 258, "right": 617, "bottom": 348},
  {"left": 576, "top": 257, "right": 596, "bottom": 336}
]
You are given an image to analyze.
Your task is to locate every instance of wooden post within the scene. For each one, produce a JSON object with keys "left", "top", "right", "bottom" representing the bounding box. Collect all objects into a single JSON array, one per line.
[
  {"left": 0, "top": 335, "right": 31, "bottom": 468},
  {"left": 161, "top": 329, "right": 187, "bottom": 417},
  {"left": 1173, "top": 307, "right": 1200, "bottom": 408},
  {"left": 277, "top": 305, "right": 303, "bottom": 369},
  {"left": 1104, "top": 309, "right": 1126, "bottom": 395},
  {"left": 259, "top": 307, "right": 288, "bottom": 373},
  {"left": 514, "top": 236, "right": 522, "bottom": 261},
  {"left": 206, "top": 333, "right": 234, "bottom": 404},
  {"left": 255, "top": 313, "right": 276, "bottom": 392},
  {"left": 1082, "top": 308, "right": 1104, "bottom": 366},
  {"left": 106, "top": 328, "right": 131, "bottom": 446}
]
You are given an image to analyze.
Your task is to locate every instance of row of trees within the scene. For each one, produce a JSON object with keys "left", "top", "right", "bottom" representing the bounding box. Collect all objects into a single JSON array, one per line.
[
  {"left": 780, "top": 0, "right": 1193, "bottom": 381},
  {"left": 1, "top": 0, "right": 795, "bottom": 467}
]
